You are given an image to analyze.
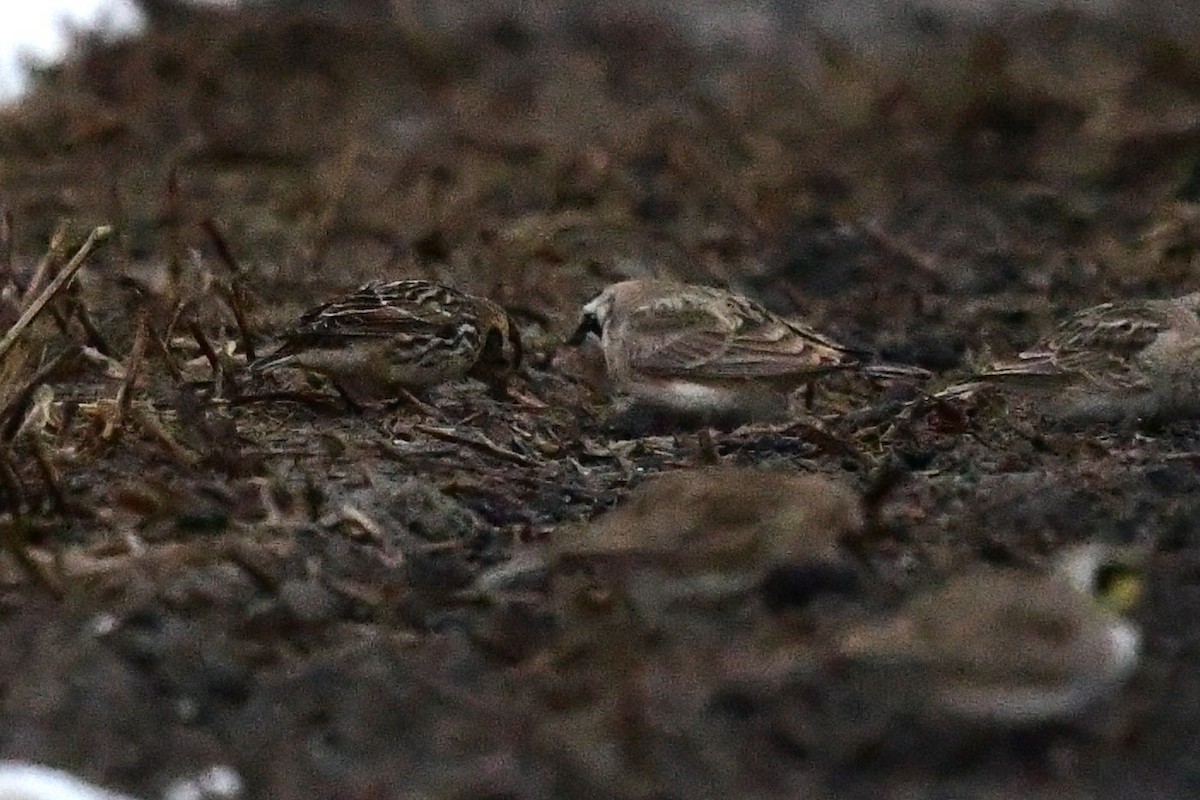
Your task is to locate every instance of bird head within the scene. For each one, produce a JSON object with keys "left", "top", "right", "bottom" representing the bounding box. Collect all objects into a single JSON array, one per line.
[
  {"left": 567, "top": 285, "right": 622, "bottom": 345},
  {"left": 469, "top": 306, "right": 524, "bottom": 396},
  {"left": 1056, "top": 543, "right": 1149, "bottom": 615}
]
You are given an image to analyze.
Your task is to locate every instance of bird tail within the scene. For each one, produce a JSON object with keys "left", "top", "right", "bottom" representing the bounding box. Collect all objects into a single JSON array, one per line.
[
  {"left": 248, "top": 348, "right": 296, "bottom": 373},
  {"left": 931, "top": 362, "right": 1067, "bottom": 401},
  {"left": 967, "top": 357, "right": 1070, "bottom": 391},
  {"left": 860, "top": 362, "right": 933, "bottom": 381},
  {"left": 931, "top": 380, "right": 986, "bottom": 400}
]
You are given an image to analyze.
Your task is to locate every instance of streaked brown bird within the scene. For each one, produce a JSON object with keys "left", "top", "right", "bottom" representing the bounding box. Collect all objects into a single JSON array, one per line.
[
  {"left": 953, "top": 292, "right": 1200, "bottom": 423},
  {"left": 837, "top": 545, "right": 1145, "bottom": 725},
  {"left": 251, "top": 279, "right": 522, "bottom": 402},
  {"left": 551, "top": 466, "right": 864, "bottom": 628},
  {"left": 568, "top": 279, "right": 927, "bottom": 423}
]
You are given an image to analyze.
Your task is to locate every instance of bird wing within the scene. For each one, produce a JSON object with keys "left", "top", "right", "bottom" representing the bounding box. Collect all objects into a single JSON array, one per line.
[
  {"left": 980, "top": 301, "right": 1174, "bottom": 390},
  {"left": 291, "top": 280, "right": 466, "bottom": 340},
  {"left": 622, "top": 292, "right": 856, "bottom": 380},
  {"left": 292, "top": 280, "right": 456, "bottom": 335}
]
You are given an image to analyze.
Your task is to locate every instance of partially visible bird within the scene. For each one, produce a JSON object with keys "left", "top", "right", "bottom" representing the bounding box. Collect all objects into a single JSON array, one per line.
[
  {"left": 250, "top": 279, "right": 522, "bottom": 403},
  {"left": 952, "top": 291, "right": 1200, "bottom": 423},
  {"left": 836, "top": 544, "right": 1146, "bottom": 725},
  {"left": 568, "top": 279, "right": 928, "bottom": 424},
  {"left": 551, "top": 466, "right": 864, "bottom": 625}
]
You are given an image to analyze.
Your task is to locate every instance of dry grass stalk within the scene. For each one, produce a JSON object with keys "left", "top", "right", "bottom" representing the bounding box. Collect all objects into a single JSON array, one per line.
[
  {"left": 101, "top": 311, "right": 149, "bottom": 442},
  {"left": 0, "top": 208, "right": 13, "bottom": 283},
  {"left": 0, "top": 225, "right": 112, "bottom": 366},
  {"left": 0, "top": 348, "right": 76, "bottom": 442},
  {"left": 0, "top": 519, "right": 65, "bottom": 597},
  {"left": 201, "top": 218, "right": 257, "bottom": 362},
  {"left": 22, "top": 222, "right": 69, "bottom": 300},
  {"left": 129, "top": 404, "right": 201, "bottom": 467},
  {"left": 413, "top": 423, "right": 536, "bottom": 467},
  {"left": 187, "top": 319, "right": 232, "bottom": 395}
]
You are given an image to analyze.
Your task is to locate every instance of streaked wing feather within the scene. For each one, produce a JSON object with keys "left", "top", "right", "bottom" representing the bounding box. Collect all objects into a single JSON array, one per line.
[
  {"left": 625, "top": 295, "right": 853, "bottom": 379},
  {"left": 982, "top": 302, "right": 1168, "bottom": 389},
  {"left": 291, "top": 280, "right": 467, "bottom": 341},
  {"left": 1055, "top": 348, "right": 1152, "bottom": 390},
  {"left": 1051, "top": 302, "right": 1166, "bottom": 356}
]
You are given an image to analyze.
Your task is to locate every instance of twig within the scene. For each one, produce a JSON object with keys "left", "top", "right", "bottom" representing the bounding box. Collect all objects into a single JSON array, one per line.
[
  {"left": 0, "top": 225, "right": 111, "bottom": 365},
  {"left": 780, "top": 419, "right": 872, "bottom": 467},
  {"left": 0, "top": 448, "right": 27, "bottom": 511},
  {"left": 861, "top": 220, "right": 947, "bottom": 287},
  {"left": 130, "top": 404, "right": 200, "bottom": 467},
  {"left": 186, "top": 319, "right": 233, "bottom": 396},
  {"left": 412, "top": 423, "right": 536, "bottom": 466},
  {"left": 0, "top": 207, "right": 12, "bottom": 280},
  {"left": 0, "top": 516, "right": 64, "bottom": 598},
  {"left": 146, "top": 328, "right": 184, "bottom": 382},
  {"left": 102, "top": 312, "right": 148, "bottom": 442},
  {"left": 376, "top": 440, "right": 459, "bottom": 462},
  {"left": 200, "top": 218, "right": 257, "bottom": 361},
  {"left": 66, "top": 283, "right": 113, "bottom": 356},
  {"left": 23, "top": 222, "right": 69, "bottom": 300},
  {"left": 695, "top": 428, "right": 720, "bottom": 466},
  {"left": 213, "top": 281, "right": 257, "bottom": 363},
  {"left": 0, "top": 348, "right": 76, "bottom": 442},
  {"left": 200, "top": 217, "right": 243, "bottom": 276},
  {"left": 227, "top": 391, "right": 346, "bottom": 414},
  {"left": 164, "top": 167, "right": 185, "bottom": 298},
  {"left": 163, "top": 293, "right": 193, "bottom": 345},
  {"left": 28, "top": 436, "right": 68, "bottom": 512},
  {"left": 395, "top": 387, "right": 445, "bottom": 418},
  {"left": 306, "top": 139, "right": 361, "bottom": 273}
]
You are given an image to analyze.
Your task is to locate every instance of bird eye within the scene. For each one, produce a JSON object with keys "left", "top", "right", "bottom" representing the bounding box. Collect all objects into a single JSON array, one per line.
[{"left": 567, "top": 313, "right": 602, "bottom": 345}]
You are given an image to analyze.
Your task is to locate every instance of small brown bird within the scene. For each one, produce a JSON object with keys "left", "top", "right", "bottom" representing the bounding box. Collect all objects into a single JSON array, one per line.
[
  {"left": 837, "top": 545, "right": 1145, "bottom": 725},
  {"left": 962, "top": 292, "right": 1200, "bottom": 423},
  {"left": 569, "top": 279, "right": 927, "bottom": 423},
  {"left": 251, "top": 279, "right": 522, "bottom": 402},
  {"left": 551, "top": 466, "right": 864, "bottom": 626}
]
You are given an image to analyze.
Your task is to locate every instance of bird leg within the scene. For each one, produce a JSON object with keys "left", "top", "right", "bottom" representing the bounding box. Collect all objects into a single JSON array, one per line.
[{"left": 331, "top": 381, "right": 368, "bottom": 414}]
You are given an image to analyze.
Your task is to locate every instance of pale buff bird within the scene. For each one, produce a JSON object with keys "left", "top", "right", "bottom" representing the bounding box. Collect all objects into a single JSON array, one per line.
[
  {"left": 550, "top": 466, "right": 864, "bottom": 625},
  {"left": 250, "top": 279, "right": 522, "bottom": 403},
  {"left": 568, "top": 279, "right": 929, "bottom": 424},
  {"left": 959, "top": 292, "right": 1200, "bottom": 424},
  {"left": 836, "top": 545, "right": 1145, "bottom": 725}
]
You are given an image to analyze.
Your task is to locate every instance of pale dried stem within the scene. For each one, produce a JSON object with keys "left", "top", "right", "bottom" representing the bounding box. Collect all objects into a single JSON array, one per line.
[{"left": 0, "top": 225, "right": 112, "bottom": 365}]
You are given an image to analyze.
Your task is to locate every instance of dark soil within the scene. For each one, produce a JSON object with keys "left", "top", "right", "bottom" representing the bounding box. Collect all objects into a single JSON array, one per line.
[{"left": 2, "top": 2, "right": 1200, "bottom": 797}]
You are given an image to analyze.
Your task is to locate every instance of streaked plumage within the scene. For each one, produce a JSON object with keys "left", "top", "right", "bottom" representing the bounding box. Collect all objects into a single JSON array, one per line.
[
  {"left": 966, "top": 292, "right": 1200, "bottom": 422},
  {"left": 837, "top": 545, "right": 1145, "bottom": 725},
  {"left": 250, "top": 279, "right": 522, "bottom": 400},
  {"left": 569, "top": 279, "right": 927, "bottom": 422}
]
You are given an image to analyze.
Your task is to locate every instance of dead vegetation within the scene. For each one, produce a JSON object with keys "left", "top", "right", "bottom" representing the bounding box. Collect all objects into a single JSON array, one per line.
[{"left": 0, "top": 2, "right": 1199, "bottom": 798}]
